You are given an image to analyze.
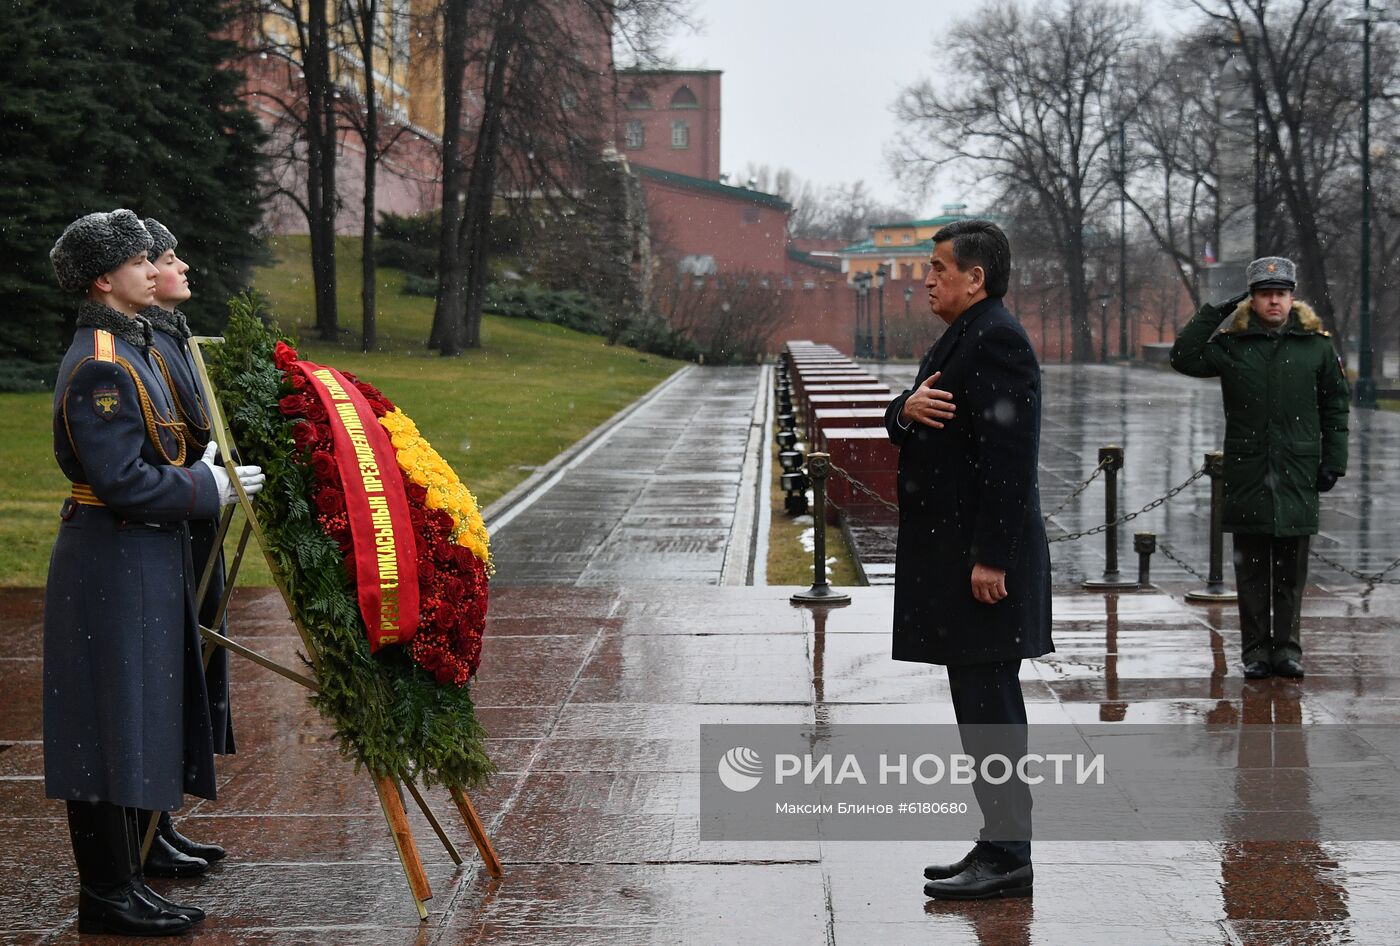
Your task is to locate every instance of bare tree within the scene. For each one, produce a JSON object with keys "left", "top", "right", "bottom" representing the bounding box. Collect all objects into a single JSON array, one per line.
[
  {"left": 654, "top": 268, "right": 787, "bottom": 363},
  {"left": 891, "top": 0, "right": 1144, "bottom": 362},
  {"left": 1190, "top": 0, "right": 1363, "bottom": 331},
  {"left": 244, "top": 0, "right": 343, "bottom": 341}
]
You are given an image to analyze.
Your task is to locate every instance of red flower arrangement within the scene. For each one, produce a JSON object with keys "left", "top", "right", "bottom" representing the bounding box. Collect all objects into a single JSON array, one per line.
[{"left": 272, "top": 340, "right": 489, "bottom": 685}]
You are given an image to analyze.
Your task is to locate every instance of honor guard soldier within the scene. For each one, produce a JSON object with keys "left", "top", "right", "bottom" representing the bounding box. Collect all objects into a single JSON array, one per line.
[
  {"left": 1170, "top": 256, "right": 1350, "bottom": 679},
  {"left": 138, "top": 217, "right": 234, "bottom": 874},
  {"left": 44, "top": 209, "right": 264, "bottom": 936}
]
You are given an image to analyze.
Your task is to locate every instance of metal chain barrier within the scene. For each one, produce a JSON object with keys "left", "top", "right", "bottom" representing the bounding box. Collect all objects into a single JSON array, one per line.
[
  {"left": 825, "top": 458, "right": 900, "bottom": 514},
  {"left": 1307, "top": 548, "right": 1400, "bottom": 587},
  {"left": 1048, "top": 465, "right": 1207, "bottom": 543},
  {"left": 824, "top": 456, "right": 1208, "bottom": 546},
  {"left": 1155, "top": 541, "right": 1208, "bottom": 582},
  {"left": 1042, "top": 457, "right": 1112, "bottom": 522}
]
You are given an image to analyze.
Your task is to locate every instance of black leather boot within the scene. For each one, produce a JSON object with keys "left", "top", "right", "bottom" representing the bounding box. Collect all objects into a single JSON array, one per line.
[
  {"left": 158, "top": 810, "right": 226, "bottom": 862},
  {"left": 144, "top": 832, "right": 210, "bottom": 878},
  {"left": 67, "top": 801, "right": 193, "bottom": 937},
  {"left": 125, "top": 810, "right": 206, "bottom": 922}
]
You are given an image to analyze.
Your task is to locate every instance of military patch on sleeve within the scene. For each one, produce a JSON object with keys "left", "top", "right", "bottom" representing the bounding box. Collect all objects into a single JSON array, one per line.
[{"left": 92, "top": 386, "right": 120, "bottom": 420}]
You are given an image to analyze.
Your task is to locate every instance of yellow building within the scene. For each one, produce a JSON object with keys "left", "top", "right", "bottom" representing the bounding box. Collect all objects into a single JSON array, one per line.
[{"left": 835, "top": 204, "right": 976, "bottom": 284}]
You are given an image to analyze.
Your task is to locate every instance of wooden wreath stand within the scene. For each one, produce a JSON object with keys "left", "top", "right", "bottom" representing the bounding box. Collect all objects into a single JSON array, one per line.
[{"left": 140, "top": 337, "right": 504, "bottom": 920}]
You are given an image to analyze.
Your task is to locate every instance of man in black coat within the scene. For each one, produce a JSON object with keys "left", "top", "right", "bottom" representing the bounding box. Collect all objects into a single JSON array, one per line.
[{"left": 884, "top": 219, "right": 1052, "bottom": 900}]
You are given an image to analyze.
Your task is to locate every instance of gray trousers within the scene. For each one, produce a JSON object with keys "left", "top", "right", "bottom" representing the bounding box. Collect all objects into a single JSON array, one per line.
[{"left": 1231, "top": 534, "right": 1310, "bottom": 665}]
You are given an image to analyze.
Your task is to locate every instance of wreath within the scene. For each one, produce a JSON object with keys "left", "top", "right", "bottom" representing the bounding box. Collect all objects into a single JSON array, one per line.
[{"left": 205, "top": 297, "right": 493, "bottom": 789}]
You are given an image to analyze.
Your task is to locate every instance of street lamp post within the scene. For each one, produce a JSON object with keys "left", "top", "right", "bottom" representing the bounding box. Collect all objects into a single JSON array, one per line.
[
  {"left": 1118, "top": 121, "right": 1130, "bottom": 360},
  {"left": 903, "top": 286, "right": 914, "bottom": 359},
  {"left": 875, "top": 264, "right": 889, "bottom": 362},
  {"left": 851, "top": 273, "right": 867, "bottom": 357}
]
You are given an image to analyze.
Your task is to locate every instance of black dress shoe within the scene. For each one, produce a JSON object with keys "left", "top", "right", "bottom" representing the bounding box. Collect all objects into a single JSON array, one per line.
[
  {"left": 924, "top": 842, "right": 987, "bottom": 881},
  {"left": 160, "top": 812, "right": 226, "bottom": 862},
  {"left": 139, "top": 882, "right": 206, "bottom": 922},
  {"left": 143, "top": 834, "right": 209, "bottom": 878},
  {"left": 924, "top": 859, "right": 1033, "bottom": 900},
  {"left": 1274, "top": 658, "right": 1305, "bottom": 678},
  {"left": 1244, "top": 661, "right": 1272, "bottom": 679},
  {"left": 78, "top": 882, "right": 193, "bottom": 936}
]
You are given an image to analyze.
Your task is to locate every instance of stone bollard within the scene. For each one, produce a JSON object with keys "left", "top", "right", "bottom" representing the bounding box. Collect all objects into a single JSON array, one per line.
[
  {"left": 1083, "top": 445, "right": 1139, "bottom": 590},
  {"left": 776, "top": 429, "right": 798, "bottom": 450},
  {"left": 1134, "top": 532, "right": 1157, "bottom": 587},
  {"left": 1186, "top": 451, "right": 1237, "bottom": 602},
  {"left": 791, "top": 452, "right": 851, "bottom": 604}
]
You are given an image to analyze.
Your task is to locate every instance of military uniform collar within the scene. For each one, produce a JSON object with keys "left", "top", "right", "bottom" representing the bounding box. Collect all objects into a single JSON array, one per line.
[
  {"left": 76, "top": 299, "right": 152, "bottom": 350},
  {"left": 142, "top": 305, "right": 192, "bottom": 340}
]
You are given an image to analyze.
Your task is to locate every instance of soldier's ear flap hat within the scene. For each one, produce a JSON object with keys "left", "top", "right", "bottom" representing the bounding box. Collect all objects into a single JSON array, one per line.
[
  {"left": 1246, "top": 256, "right": 1297, "bottom": 292},
  {"left": 50, "top": 209, "right": 153, "bottom": 293},
  {"left": 143, "top": 217, "right": 178, "bottom": 262}
]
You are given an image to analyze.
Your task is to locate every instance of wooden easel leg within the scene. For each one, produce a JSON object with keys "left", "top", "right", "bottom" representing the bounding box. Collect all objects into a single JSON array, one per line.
[
  {"left": 450, "top": 787, "right": 504, "bottom": 878},
  {"left": 403, "top": 777, "right": 463, "bottom": 866},
  {"left": 140, "top": 810, "right": 160, "bottom": 864},
  {"left": 374, "top": 775, "right": 432, "bottom": 920}
]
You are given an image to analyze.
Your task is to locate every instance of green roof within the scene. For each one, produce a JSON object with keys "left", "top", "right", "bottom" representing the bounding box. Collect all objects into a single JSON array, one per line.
[
  {"left": 787, "top": 246, "right": 841, "bottom": 271},
  {"left": 634, "top": 166, "right": 792, "bottom": 211},
  {"left": 837, "top": 238, "right": 935, "bottom": 256}
]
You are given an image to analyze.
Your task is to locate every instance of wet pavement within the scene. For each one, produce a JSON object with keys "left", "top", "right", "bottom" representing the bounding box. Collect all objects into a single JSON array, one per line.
[
  {"left": 485, "top": 366, "right": 765, "bottom": 586},
  {"left": 7, "top": 360, "right": 1400, "bottom": 944},
  {"left": 5, "top": 582, "right": 1400, "bottom": 944}
]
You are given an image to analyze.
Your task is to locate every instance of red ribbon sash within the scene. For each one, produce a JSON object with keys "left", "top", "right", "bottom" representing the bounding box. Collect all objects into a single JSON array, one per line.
[{"left": 296, "top": 361, "right": 419, "bottom": 652}]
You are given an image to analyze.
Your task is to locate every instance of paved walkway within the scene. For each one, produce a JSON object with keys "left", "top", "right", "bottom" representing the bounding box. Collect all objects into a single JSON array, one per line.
[
  {"left": 868, "top": 363, "right": 1400, "bottom": 587},
  {"left": 3, "top": 584, "right": 1399, "bottom": 944},
  {"left": 485, "top": 366, "right": 766, "bottom": 586}
]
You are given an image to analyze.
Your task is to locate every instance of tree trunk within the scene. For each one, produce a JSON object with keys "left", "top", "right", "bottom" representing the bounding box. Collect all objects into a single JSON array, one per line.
[
  {"left": 431, "top": 0, "right": 470, "bottom": 351},
  {"left": 306, "top": 0, "right": 338, "bottom": 342},
  {"left": 359, "top": 8, "right": 378, "bottom": 353}
]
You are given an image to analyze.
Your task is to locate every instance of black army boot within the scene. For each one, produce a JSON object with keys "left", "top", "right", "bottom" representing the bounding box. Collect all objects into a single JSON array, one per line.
[
  {"left": 158, "top": 810, "right": 226, "bottom": 862},
  {"left": 66, "top": 800, "right": 192, "bottom": 937},
  {"left": 136, "top": 809, "right": 209, "bottom": 877},
  {"left": 125, "top": 809, "right": 206, "bottom": 923}
]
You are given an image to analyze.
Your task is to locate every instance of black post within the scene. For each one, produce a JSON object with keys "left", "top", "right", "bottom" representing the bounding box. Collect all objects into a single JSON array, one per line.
[
  {"left": 792, "top": 452, "right": 851, "bottom": 603},
  {"left": 1084, "top": 445, "right": 1138, "bottom": 590},
  {"left": 876, "top": 264, "right": 888, "bottom": 362},
  {"left": 1134, "top": 532, "right": 1156, "bottom": 587},
  {"left": 1358, "top": 0, "right": 1377, "bottom": 407},
  {"left": 1187, "top": 451, "right": 1237, "bottom": 602},
  {"left": 851, "top": 278, "right": 861, "bottom": 357}
]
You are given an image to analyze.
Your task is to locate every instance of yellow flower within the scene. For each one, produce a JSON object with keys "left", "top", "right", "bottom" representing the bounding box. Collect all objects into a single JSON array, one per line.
[{"left": 380, "top": 409, "right": 491, "bottom": 569}]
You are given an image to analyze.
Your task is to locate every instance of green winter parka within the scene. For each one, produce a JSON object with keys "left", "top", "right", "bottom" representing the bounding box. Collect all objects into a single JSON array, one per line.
[{"left": 1170, "top": 299, "right": 1349, "bottom": 537}]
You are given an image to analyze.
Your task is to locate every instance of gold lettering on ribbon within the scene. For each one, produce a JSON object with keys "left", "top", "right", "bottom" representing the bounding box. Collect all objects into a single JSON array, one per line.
[{"left": 314, "top": 369, "right": 401, "bottom": 634}]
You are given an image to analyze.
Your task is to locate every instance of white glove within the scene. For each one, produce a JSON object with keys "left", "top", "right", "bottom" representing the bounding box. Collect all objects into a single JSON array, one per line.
[
  {"left": 199, "top": 441, "right": 236, "bottom": 506},
  {"left": 198, "top": 442, "right": 265, "bottom": 505}
]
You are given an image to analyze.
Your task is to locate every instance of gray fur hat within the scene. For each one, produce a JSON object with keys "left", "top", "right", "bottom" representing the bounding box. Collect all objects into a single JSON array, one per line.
[
  {"left": 143, "top": 217, "right": 178, "bottom": 262},
  {"left": 1246, "top": 256, "right": 1297, "bottom": 291},
  {"left": 50, "top": 209, "right": 153, "bottom": 293}
]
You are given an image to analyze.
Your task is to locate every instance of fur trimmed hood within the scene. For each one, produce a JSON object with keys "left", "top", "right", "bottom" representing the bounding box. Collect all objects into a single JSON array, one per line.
[{"left": 1222, "top": 300, "right": 1326, "bottom": 335}]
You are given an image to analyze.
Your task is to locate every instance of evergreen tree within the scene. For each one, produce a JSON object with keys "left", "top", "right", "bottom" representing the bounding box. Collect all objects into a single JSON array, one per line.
[{"left": 0, "top": 0, "right": 266, "bottom": 372}]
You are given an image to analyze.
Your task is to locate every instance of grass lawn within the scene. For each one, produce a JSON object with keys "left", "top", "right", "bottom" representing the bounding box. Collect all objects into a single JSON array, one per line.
[
  {"left": 1, "top": 236, "right": 679, "bottom": 586},
  {"left": 765, "top": 436, "right": 863, "bottom": 588}
]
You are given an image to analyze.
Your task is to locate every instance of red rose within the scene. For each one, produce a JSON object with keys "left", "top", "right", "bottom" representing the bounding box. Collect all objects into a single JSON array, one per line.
[
  {"left": 429, "top": 509, "right": 454, "bottom": 533},
  {"left": 340, "top": 371, "right": 359, "bottom": 384},
  {"left": 314, "top": 423, "right": 332, "bottom": 444},
  {"left": 279, "top": 394, "right": 308, "bottom": 416},
  {"left": 315, "top": 487, "right": 346, "bottom": 516},
  {"left": 286, "top": 370, "right": 308, "bottom": 391},
  {"left": 310, "top": 451, "right": 338, "bottom": 482},
  {"left": 274, "top": 340, "right": 299, "bottom": 371},
  {"left": 418, "top": 557, "right": 437, "bottom": 582},
  {"left": 367, "top": 399, "right": 388, "bottom": 418},
  {"left": 304, "top": 397, "right": 329, "bottom": 423},
  {"left": 291, "top": 421, "right": 318, "bottom": 450},
  {"left": 433, "top": 539, "right": 456, "bottom": 564},
  {"left": 406, "top": 482, "right": 428, "bottom": 505}
]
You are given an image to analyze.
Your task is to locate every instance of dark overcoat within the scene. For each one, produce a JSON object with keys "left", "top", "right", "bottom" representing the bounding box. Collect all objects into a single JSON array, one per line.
[
  {"left": 1169, "top": 300, "right": 1349, "bottom": 536},
  {"left": 884, "top": 296, "right": 1053, "bottom": 666},
  {"left": 147, "top": 306, "right": 234, "bottom": 754},
  {"left": 43, "top": 301, "right": 221, "bottom": 812}
]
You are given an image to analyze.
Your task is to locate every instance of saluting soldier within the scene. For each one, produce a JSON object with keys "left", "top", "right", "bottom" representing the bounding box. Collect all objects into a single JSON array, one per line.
[
  {"left": 1170, "top": 256, "right": 1350, "bottom": 679},
  {"left": 44, "top": 209, "right": 264, "bottom": 936},
  {"left": 137, "top": 217, "right": 233, "bottom": 876}
]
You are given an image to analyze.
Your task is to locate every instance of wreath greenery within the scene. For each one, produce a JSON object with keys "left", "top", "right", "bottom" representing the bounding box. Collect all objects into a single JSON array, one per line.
[{"left": 205, "top": 295, "right": 493, "bottom": 789}]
